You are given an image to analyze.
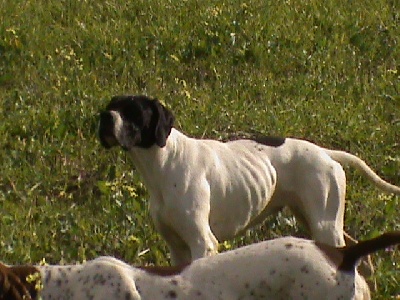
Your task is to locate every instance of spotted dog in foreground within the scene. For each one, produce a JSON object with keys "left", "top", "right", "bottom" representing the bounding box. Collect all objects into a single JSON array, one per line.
[
  {"left": 98, "top": 95, "right": 400, "bottom": 268},
  {"left": 1, "top": 232, "right": 399, "bottom": 299}
]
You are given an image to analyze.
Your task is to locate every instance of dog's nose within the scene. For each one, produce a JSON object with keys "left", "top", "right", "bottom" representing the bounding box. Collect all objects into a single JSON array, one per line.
[
  {"left": 99, "top": 111, "right": 117, "bottom": 148},
  {"left": 100, "top": 111, "right": 114, "bottom": 126}
]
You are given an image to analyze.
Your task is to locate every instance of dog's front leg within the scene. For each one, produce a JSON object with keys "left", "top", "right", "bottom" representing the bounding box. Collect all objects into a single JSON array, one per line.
[
  {"left": 152, "top": 215, "right": 192, "bottom": 265},
  {"left": 188, "top": 223, "right": 219, "bottom": 261},
  {"left": 155, "top": 214, "right": 218, "bottom": 265},
  {"left": 161, "top": 181, "right": 219, "bottom": 264}
]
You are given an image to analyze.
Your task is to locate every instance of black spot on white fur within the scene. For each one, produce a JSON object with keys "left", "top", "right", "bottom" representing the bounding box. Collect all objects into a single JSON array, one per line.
[
  {"left": 284, "top": 243, "right": 293, "bottom": 249},
  {"left": 252, "top": 136, "right": 286, "bottom": 147},
  {"left": 223, "top": 133, "right": 286, "bottom": 148}
]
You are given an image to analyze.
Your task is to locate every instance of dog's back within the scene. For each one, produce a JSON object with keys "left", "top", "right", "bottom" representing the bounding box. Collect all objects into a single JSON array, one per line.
[
  {"left": 180, "top": 237, "right": 362, "bottom": 299},
  {"left": 180, "top": 232, "right": 400, "bottom": 299},
  {"left": 1, "top": 232, "right": 399, "bottom": 299}
]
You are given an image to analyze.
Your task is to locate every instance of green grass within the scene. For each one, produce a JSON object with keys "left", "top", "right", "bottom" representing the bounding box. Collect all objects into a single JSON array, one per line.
[{"left": 0, "top": 0, "right": 399, "bottom": 297}]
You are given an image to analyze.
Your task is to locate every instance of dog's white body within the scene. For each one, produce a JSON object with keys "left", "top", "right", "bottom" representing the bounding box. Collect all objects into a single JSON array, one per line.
[
  {"left": 128, "top": 128, "right": 399, "bottom": 264},
  {"left": 5, "top": 236, "right": 377, "bottom": 300},
  {"left": 99, "top": 96, "right": 400, "bottom": 266}
]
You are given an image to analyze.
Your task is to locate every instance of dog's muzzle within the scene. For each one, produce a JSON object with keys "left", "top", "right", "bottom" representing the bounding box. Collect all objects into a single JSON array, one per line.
[{"left": 99, "top": 111, "right": 118, "bottom": 148}]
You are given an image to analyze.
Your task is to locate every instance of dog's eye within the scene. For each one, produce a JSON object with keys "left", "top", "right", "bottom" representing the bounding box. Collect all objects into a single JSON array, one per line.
[
  {"left": 122, "top": 110, "right": 143, "bottom": 127},
  {"left": 130, "top": 123, "right": 139, "bottom": 132}
]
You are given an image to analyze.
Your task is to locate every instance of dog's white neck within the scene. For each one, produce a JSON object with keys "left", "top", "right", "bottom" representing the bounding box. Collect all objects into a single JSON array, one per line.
[
  {"left": 129, "top": 128, "right": 183, "bottom": 163},
  {"left": 127, "top": 128, "right": 187, "bottom": 189}
]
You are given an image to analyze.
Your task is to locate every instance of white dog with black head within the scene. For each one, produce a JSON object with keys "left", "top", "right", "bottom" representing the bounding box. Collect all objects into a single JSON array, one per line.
[{"left": 98, "top": 95, "right": 400, "bottom": 267}]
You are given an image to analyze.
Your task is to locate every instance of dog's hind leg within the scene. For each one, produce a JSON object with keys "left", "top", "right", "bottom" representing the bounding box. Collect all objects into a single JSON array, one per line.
[
  {"left": 293, "top": 161, "right": 347, "bottom": 248},
  {"left": 299, "top": 162, "right": 375, "bottom": 281}
]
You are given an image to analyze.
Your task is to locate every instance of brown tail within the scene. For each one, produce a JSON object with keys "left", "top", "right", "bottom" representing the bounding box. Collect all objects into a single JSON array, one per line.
[
  {"left": 0, "top": 263, "right": 39, "bottom": 300},
  {"left": 339, "top": 231, "right": 400, "bottom": 272}
]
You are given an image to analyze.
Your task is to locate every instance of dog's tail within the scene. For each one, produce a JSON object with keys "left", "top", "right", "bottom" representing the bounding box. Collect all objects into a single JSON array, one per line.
[
  {"left": 324, "top": 149, "right": 400, "bottom": 195},
  {"left": 338, "top": 231, "right": 400, "bottom": 272}
]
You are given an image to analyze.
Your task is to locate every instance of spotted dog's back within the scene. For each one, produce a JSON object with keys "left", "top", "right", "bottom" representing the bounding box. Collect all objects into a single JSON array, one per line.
[
  {"left": 0, "top": 257, "right": 140, "bottom": 300},
  {"left": 39, "top": 258, "right": 142, "bottom": 300},
  {"left": 1, "top": 232, "right": 399, "bottom": 299}
]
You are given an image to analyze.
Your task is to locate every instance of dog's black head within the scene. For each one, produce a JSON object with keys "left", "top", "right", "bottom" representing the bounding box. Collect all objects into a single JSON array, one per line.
[{"left": 99, "top": 95, "right": 174, "bottom": 150}]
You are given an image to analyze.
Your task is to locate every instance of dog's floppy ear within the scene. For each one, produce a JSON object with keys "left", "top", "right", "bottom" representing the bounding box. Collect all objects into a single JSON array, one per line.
[{"left": 152, "top": 99, "right": 174, "bottom": 147}]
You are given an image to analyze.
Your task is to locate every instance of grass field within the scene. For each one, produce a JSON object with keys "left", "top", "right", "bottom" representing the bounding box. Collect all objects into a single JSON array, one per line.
[{"left": 0, "top": 0, "right": 399, "bottom": 297}]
